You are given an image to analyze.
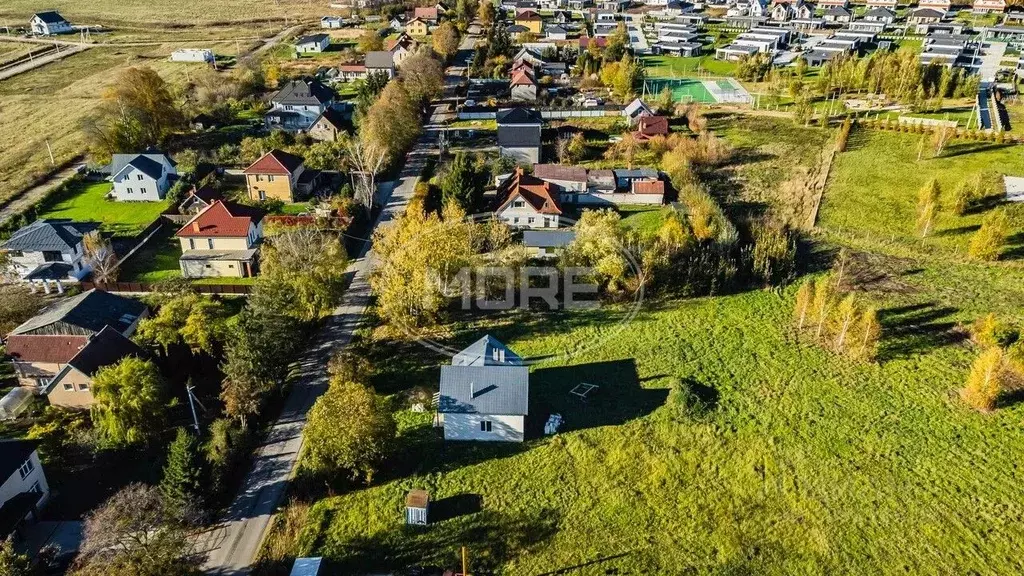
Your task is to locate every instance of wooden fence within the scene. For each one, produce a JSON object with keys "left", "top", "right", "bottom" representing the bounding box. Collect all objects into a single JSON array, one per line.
[{"left": 82, "top": 281, "right": 252, "bottom": 295}]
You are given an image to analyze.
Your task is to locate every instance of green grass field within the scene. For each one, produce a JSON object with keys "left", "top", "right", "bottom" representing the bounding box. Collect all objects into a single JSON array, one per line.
[
  {"left": 640, "top": 54, "right": 738, "bottom": 80},
  {"left": 278, "top": 280, "right": 1024, "bottom": 574},
  {"left": 39, "top": 180, "right": 168, "bottom": 237},
  {"left": 819, "top": 128, "right": 1024, "bottom": 261}
]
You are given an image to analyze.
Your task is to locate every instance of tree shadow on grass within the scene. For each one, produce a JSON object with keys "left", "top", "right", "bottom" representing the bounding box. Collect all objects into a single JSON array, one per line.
[
  {"left": 937, "top": 142, "right": 1015, "bottom": 159},
  {"left": 933, "top": 224, "right": 980, "bottom": 237},
  {"left": 999, "top": 231, "right": 1024, "bottom": 260},
  {"left": 877, "top": 302, "right": 966, "bottom": 361},
  {"left": 321, "top": 507, "right": 561, "bottom": 575},
  {"left": 528, "top": 359, "right": 669, "bottom": 436}
]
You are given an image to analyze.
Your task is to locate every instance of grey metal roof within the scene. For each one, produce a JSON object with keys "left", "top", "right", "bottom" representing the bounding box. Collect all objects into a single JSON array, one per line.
[
  {"left": 296, "top": 33, "right": 330, "bottom": 45},
  {"left": 119, "top": 155, "right": 165, "bottom": 180},
  {"left": 10, "top": 289, "right": 146, "bottom": 337},
  {"left": 497, "top": 107, "right": 542, "bottom": 125},
  {"left": 452, "top": 335, "right": 523, "bottom": 367},
  {"left": 623, "top": 98, "right": 653, "bottom": 118},
  {"left": 1, "top": 219, "right": 97, "bottom": 252},
  {"left": 33, "top": 11, "right": 67, "bottom": 24},
  {"left": 438, "top": 365, "right": 529, "bottom": 415},
  {"left": 614, "top": 168, "right": 659, "bottom": 180},
  {"left": 523, "top": 230, "right": 576, "bottom": 248},
  {"left": 109, "top": 152, "right": 174, "bottom": 179},
  {"left": 364, "top": 51, "right": 395, "bottom": 69},
  {"left": 271, "top": 79, "right": 335, "bottom": 106},
  {"left": 498, "top": 125, "right": 541, "bottom": 148},
  {"left": 24, "top": 262, "right": 74, "bottom": 281},
  {"left": 0, "top": 440, "right": 38, "bottom": 480},
  {"left": 863, "top": 7, "right": 894, "bottom": 17}
]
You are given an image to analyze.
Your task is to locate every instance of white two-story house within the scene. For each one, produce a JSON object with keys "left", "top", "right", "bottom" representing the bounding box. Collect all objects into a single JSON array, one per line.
[
  {"left": 175, "top": 200, "right": 265, "bottom": 278},
  {"left": 438, "top": 336, "right": 529, "bottom": 443},
  {"left": 0, "top": 440, "right": 50, "bottom": 535},
  {"left": 109, "top": 152, "right": 177, "bottom": 202},
  {"left": 494, "top": 168, "right": 563, "bottom": 229},
  {"left": 264, "top": 79, "right": 336, "bottom": 132},
  {"left": 0, "top": 219, "right": 98, "bottom": 286},
  {"left": 30, "top": 11, "right": 72, "bottom": 35}
]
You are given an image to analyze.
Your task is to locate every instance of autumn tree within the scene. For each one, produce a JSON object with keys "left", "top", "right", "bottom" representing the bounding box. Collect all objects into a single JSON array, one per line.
[
  {"left": 478, "top": 0, "right": 495, "bottom": 24},
  {"left": 220, "top": 305, "right": 299, "bottom": 428},
  {"left": 0, "top": 538, "right": 32, "bottom": 576},
  {"left": 968, "top": 207, "right": 1009, "bottom": 261},
  {"left": 83, "top": 67, "right": 183, "bottom": 162},
  {"left": 258, "top": 227, "right": 349, "bottom": 322},
  {"left": 304, "top": 378, "right": 396, "bottom": 482},
  {"left": 91, "top": 357, "right": 166, "bottom": 447},
  {"left": 399, "top": 50, "right": 445, "bottom": 105},
  {"left": 83, "top": 234, "right": 119, "bottom": 283},
  {"left": 916, "top": 179, "right": 941, "bottom": 237},
  {"left": 432, "top": 22, "right": 461, "bottom": 61},
  {"left": 562, "top": 210, "right": 630, "bottom": 292},
  {"left": 962, "top": 347, "right": 1007, "bottom": 411},
  {"left": 70, "top": 484, "right": 201, "bottom": 576},
  {"left": 567, "top": 131, "right": 587, "bottom": 162},
  {"left": 360, "top": 80, "right": 420, "bottom": 165},
  {"left": 357, "top": 28, "right": 384, "bottom": 52},
  {"left": 135, "top": 293, "right": 229, "bottom": 356},
  {"left": 343, "top": 138, "right": 388, "bottom": 214}
]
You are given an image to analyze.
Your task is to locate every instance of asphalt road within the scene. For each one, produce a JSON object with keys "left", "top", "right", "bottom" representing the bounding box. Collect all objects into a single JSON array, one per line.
[{"left": 199, "top": 99, "right": 453, "bottom": 575}]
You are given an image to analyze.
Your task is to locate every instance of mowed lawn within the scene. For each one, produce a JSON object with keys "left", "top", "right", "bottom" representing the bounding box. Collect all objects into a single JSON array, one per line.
[
  {"left": 640, "top": 54, "right": 737, "bottom": 79},
  {"left": 284, "top": 286, "right": 1024, "bottom": 575},
  {"left": 819, "top": 129, "right": 1024, "bottom": 260},
  {"left": 40, "top": 181, "right": 168, "bottom": 237}
]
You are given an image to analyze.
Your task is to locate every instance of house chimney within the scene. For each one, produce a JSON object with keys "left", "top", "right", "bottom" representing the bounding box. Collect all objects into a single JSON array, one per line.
[
  {"left": 192, "top": 221, "right": 200, "bottom": 233},
  {"left": 492, "top": 348, "right": 499, "bottom": 362},
  {"left": 498, "top": 349, "right": 505, "bottom": 363},
  {"left": 470, "top": 381, "right": 476, "bottom": 398}
]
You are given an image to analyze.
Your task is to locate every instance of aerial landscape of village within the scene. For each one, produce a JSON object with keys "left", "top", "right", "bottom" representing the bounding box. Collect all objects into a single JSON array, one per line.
[{"left": 3, "top": 0, "right": 1024, "bottom": 573}]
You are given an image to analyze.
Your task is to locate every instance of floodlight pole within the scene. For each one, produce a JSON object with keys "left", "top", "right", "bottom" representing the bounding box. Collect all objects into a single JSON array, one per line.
[{"left": 186, "top": 384, "right": 200, "bottom": 434}]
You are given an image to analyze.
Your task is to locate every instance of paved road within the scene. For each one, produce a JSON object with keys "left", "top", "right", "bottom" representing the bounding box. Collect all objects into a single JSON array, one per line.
[
  {"left": 199, "top": 100, "right": 452, "bottom": 575},
  {"left": 0, "top": 162, "right": 84, "bottom": 227}
]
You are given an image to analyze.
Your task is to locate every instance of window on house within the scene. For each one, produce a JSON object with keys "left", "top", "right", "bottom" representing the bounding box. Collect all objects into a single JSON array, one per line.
[
  {"left": 127, "top": 187, "right": 133, "bottom": 194},
  {"left": 228, "top": 264, "right": 235, "bottom": 269},
  {"left": 79, "top": 383, "right": 89, "bottom": 391},
  {"left": 255, "top": 175, "right": 263, "bottom": 182},
  {"left": 42, "top": 251, "right": 62, "bottom": 262},
  {"left": 189, "top": 239, "right": 195, "bottom": 250},
  {"left": 513, "top": 200, "right": 525, "bottom": 208},
  {"left": 62, "top": 383, "right": 73, "bottom": 392},
  {"left": 205, "top": 264, "right": 212, "bottom": 269},
  {"left": 29, "top": 481, "right": 41, "bottom": 494},
  {"left": 7, "top": 250, "right": 22, "bottom": 257},
  {"left": 513, "top": 217, "right": 520, "bottom": 224},
  {"left": 18, "top": 458, "right": 34, "bottom": 479},
  {"left": 480, "top": 421, "right": 493, "bottom": 432},
  {"left": 259, "top": 191, "right": 267, "bottom": 201},
  {"left": 208, "top": 239, "right": 215, "bottom": 249},
  {"left": 528, "top": 217, "right": 535, "bottom": 224},
  {"left": 137, "top": 174, "right": 144, "bottom": 180},
  {"left": 268, "top": 175, "right": 275, "bottom": 182}
]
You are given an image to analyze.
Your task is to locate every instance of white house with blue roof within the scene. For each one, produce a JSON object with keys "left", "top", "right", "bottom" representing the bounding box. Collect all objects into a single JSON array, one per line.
[
  {"left": 109, "top": 152, "right": 177, "bottom": 202},
  {"left": 438, "top": 336, "right": 529, "bottom": 442}
]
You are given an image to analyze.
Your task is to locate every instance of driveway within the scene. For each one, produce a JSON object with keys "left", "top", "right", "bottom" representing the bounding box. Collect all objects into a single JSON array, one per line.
[{"left": 199, "top": 105, "right": 448, "bottom": 575}]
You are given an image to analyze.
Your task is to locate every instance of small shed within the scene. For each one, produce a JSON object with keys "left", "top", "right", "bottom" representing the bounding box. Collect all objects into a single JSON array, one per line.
[{"left": 405, "top": 489, "right": 430, "bottom": 525}]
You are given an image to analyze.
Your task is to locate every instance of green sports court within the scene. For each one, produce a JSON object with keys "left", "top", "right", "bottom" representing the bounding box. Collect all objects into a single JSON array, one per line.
[{"left": 644, "top": 78, "right": 717, "bottom": 104}]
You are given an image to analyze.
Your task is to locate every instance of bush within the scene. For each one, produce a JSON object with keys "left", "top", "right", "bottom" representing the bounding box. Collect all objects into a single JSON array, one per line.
[{"left": 972, "top": 313, "right": 1019, "bottom": 349}]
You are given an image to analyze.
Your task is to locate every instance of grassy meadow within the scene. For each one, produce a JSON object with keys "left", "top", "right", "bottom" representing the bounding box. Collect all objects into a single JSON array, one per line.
[
  {"left": 0, "top": 0, "right": 327, "bottom": 27},
  {"left": 819, "top": 128, "right": 1024, "bottom": 261},
  {"left": 0, "top": 45, "right": 196, "bottom": 205},
  {"left": 252, "top": 117, "right": 1024, "bottom": 575}
]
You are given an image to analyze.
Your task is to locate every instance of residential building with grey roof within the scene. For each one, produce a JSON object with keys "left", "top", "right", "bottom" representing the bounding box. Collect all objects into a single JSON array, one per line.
[
  {"left": 1, "top": 219, "right": 99, "bottom": 283},
  {"left": 438, "top": 336, "right": 529, "bottom": 442}
]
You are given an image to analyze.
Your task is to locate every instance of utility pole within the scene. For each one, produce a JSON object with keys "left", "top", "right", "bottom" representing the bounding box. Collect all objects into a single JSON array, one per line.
[{"left": 461, "top": 546, "right": 469, "bottom": 576}]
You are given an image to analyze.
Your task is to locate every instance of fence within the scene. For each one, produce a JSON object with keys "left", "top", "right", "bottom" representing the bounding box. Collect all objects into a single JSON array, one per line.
[
  {"left": 457, "top": 105, "right": 625, "bottom": 121},
  {"left": 82, "top": 281, "right": 252, "bottom": 295}
]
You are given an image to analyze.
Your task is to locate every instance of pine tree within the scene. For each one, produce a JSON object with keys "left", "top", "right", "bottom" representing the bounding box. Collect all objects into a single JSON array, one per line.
[
  {"left": 916, "top": 179, "right": 941, "bottom": 237},
  {"left": 160, "top": 427, "right": 205, "bottom": 516},
  {"left": 962, "top": 347, "right": 1006, "bottom": 411}
]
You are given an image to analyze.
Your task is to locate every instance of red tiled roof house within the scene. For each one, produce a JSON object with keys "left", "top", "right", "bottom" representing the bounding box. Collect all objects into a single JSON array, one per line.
[
  {"left": 634, "top": 116, "right": 670, "bottom": 141},
  {"left": 494, "top": 168, "right": 563, "bottom": 229},
  {"left": 243, "top": 149, "right": 308, "bottom": 203},
  {"left": 175, "top": 201, "right": 266, "bottom": 279}
]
